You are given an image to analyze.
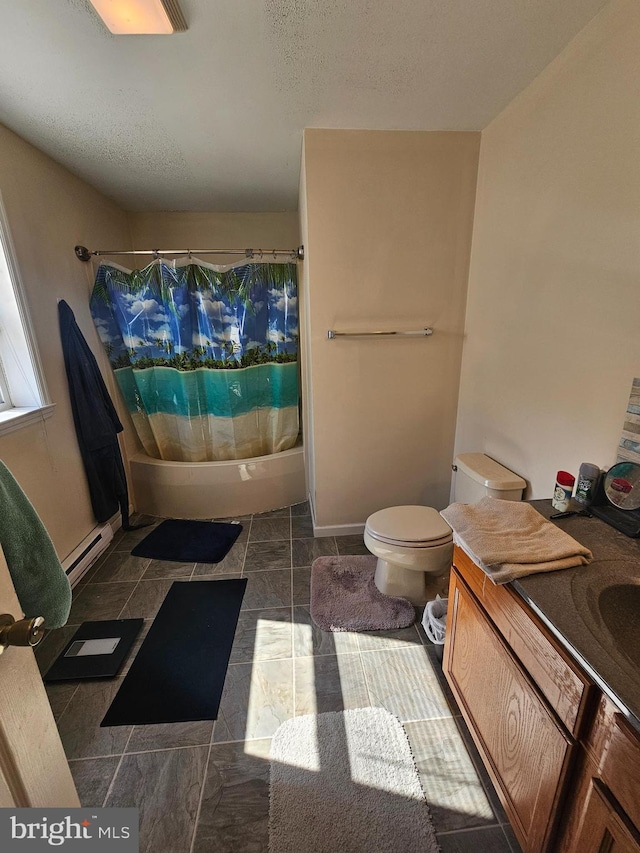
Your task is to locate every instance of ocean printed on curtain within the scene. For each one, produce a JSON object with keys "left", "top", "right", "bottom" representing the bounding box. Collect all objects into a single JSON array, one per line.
[{"left": 90, "top": 257, "right": 299, "bottom": 462}]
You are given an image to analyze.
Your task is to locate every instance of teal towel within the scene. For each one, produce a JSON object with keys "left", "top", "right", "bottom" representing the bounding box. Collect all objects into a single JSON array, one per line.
[{"left": 0, "top": 462, "right": 71, "bottom": 628}]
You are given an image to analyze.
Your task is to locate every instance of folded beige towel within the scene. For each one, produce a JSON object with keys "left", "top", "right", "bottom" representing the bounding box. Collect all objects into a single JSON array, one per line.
[{"left": 440, "top": 497, "right": 592, "bottom": 584}]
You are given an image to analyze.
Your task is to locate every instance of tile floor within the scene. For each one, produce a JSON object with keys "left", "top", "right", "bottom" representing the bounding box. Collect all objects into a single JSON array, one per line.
[{"left": 36, "top": 502, "right": 522, "bottom": 853}]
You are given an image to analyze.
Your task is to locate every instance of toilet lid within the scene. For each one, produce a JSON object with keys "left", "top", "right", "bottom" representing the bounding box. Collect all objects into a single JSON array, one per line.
[{"left": 365, "top": 505, "right": 452, "bottom": 547}]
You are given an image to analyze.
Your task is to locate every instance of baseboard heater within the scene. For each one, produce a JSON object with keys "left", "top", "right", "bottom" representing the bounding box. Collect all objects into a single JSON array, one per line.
[{"left": 62, "top": 524, "right": 114, "bottom": 587}]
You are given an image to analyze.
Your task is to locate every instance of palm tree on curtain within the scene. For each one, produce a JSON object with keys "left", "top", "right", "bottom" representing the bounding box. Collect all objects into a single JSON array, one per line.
[
  {"left": 92, "top": 257, "right": 298, "bottom": 370},
  {"left": 93, "top": 256, "right": 296, "bottom": 309},
  {"left": 221, "top": 340, "right": 235, "bottom": 362},
  {"left": 92, "top": 259, "right": 177, "bottom": 312},
  {"left": 185, "top": 260, "right": 297, "bottom": 311}
]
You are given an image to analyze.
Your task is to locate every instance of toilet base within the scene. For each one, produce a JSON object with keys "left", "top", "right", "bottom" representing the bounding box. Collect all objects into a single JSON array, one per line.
[{"left": 373, "top": 558, "right": 449, "bottom": 606}]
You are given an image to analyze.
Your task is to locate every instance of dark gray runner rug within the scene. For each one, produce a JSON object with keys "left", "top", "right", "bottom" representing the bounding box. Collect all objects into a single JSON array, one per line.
[{"left": 101, "top": 579, "right": 246, "bottom": 726}]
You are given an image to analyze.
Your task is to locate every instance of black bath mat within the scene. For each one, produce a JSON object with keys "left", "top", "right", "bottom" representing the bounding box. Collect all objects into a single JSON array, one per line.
[
  {"left": 131, "top": 518, "right": 243, "bottom": 563},
  {"left": 44, "top": 619, "right": 144, "bottom": 682},
  {"left": 101, "top": 579, "right": 247, "bottom": 727}
]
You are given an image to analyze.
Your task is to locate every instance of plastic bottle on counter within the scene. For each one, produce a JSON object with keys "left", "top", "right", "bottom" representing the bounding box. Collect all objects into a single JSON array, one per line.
[
  {"left": 574, "top": 462, "right": 601, "bottom": 506},
  {"left": 552, "top": 470, "right": 575, "bottom": 512}
]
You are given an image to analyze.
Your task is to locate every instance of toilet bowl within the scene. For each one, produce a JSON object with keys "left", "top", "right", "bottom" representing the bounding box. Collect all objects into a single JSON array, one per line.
[
  {"left": 364, "top": 453, "right": 526, "bottom": 605},
  {"left": 364, "top": 506, "right": 453, "bottom": 605}
]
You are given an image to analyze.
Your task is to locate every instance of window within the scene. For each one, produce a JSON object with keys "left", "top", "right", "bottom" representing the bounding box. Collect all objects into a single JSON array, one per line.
[
  {"left": 0, "top": 193, "right": 54, "bottom": 434},
  {"left": 0, "top": 357, "right": 11, "bottom": 413}
]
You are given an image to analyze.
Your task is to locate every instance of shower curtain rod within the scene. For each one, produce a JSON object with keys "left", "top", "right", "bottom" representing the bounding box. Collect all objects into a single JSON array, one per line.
[{"left": 74, "top": 245, "right": 304, "bottom": 262}]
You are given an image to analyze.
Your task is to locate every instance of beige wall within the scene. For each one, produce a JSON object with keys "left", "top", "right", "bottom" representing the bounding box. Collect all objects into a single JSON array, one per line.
[
  {"left": 455, "top": 0, "right": 640, "bottom": 498},
  {"left": 0, "top": 123, "right": 132, "bottom": 561},
  {"left": 300, "top": 129, "right": 480, "bottom": 531},
  {"left": 128, "top": 211, "right": 300, "bottom": 261},
  {"left": 298, "top": 147, "right": 316, "bottom": 509}
]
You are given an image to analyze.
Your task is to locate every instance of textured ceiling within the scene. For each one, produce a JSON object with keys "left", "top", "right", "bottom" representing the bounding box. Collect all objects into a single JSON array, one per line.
[{"left": 0, "top": 0, "right": 609, "bottom": 211}]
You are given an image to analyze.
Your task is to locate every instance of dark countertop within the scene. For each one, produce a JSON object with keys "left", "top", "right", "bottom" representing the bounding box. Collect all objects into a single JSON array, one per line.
[{"left": 511, "top": 500, "right": 640, "bottom": 732}]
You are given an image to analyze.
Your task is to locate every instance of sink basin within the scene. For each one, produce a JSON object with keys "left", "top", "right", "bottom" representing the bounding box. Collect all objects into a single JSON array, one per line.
[
  {"left": 597, "top": 583, "right": 640, "bottom": 668},
  {"left": 571, "top": 564, "right": 640, "bottom": 675}
]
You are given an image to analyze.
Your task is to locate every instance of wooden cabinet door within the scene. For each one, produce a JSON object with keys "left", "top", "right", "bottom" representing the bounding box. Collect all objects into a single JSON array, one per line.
[
  {"left": 572, "top": 778, "right": 640, "bottom": 853},
  {"left": 444, "top": 570, "right": 573, "bottom": 852}
]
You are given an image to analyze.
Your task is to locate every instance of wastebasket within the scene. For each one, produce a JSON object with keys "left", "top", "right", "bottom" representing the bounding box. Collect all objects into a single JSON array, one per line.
[{"left": 422, "top": 594, "right": 448, "bottom": 645}]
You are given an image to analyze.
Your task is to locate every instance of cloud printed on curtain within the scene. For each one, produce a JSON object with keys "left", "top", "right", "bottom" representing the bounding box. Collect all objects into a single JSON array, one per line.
[{"left": 90, "top": 258, "right": 299, "bottom": 462}]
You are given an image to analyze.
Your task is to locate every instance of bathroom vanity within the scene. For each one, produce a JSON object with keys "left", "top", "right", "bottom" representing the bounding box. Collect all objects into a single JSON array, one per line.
[{"left": 443, "top": 502, "right": 640, "bottom": 853}]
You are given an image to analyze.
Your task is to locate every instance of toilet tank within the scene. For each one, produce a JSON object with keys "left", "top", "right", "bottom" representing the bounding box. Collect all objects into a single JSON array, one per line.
[{"left": 453, "top": 453, "right": 526, "bottom": 504}]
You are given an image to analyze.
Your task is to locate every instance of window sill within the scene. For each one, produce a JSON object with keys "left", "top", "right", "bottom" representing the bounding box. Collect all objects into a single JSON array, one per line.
[{"left": 0, "top": 403, "right": 56, "bottom": 437}]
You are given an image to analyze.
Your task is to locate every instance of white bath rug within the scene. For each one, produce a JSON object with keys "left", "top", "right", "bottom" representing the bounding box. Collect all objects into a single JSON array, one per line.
[{"left": 269, "top": 707, "right": 439, "bottom": 853}]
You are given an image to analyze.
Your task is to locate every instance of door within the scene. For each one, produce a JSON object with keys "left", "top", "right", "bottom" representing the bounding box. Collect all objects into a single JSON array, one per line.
[
  {"left": 0, "top": 543, "right": 79, "bottom": 806},
  {"left": 444, "top": 570, "right": 573, "bottom": 852},
  {"left": 572, "top": 778, "right": 640, "bottom": 853}
]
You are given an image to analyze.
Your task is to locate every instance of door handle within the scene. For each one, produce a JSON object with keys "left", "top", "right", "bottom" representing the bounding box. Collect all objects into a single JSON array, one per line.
[{"left": 0, "top": 614, "right": 45, "bottom": 653}]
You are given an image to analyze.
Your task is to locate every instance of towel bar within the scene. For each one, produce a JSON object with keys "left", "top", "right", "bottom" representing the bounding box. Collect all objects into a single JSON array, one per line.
[{"left": 327, "top": 328, "right": 433, "bottom": 339}]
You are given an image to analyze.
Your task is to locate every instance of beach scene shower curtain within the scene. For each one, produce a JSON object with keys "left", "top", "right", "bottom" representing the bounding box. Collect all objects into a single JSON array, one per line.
[{"left": 90, "top": 257, "right": 299, "bottom": 462}]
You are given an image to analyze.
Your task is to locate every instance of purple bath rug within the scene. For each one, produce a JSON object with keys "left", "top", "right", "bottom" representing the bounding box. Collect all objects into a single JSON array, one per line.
[{"left": 310, "top": 555, "right": 415, "bottom": 632}]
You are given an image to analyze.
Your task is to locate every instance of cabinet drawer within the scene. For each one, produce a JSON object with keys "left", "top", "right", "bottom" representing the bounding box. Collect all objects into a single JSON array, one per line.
[
  {"left": 586, "top": 695, "right": 640, "bottom": 831},
  {"left": 445, "top": 570, "right": 574, "bottom": 852},
  {"left": 453, "top": 546, "right": 592, "bottom": 736}
]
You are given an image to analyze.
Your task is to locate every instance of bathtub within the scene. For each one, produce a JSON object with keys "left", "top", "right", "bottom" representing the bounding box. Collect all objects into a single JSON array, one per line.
[{"left": 129, "top": 444, "right": 306, "bottom": 519}]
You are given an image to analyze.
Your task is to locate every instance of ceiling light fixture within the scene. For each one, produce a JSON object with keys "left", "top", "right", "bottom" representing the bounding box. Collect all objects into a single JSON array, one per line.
[{"left": 88, "top": 0, "right": 187, "bottom": 35}]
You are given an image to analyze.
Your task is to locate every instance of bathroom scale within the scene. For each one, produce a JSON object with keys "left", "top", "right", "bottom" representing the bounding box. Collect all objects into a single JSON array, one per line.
[{"left": 44, "top": 619, "right": 144, "bottom": 682}]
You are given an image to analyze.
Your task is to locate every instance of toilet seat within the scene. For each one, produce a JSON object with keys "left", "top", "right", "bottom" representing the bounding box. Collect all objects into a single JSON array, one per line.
[{"left": 365, "top": 505, "right": 452, "bottom": 549}]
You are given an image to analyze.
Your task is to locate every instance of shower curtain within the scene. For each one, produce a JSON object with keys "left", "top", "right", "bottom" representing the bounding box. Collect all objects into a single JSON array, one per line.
[{"left": 90, "top": 257, "right": 299, "bottom": 462}]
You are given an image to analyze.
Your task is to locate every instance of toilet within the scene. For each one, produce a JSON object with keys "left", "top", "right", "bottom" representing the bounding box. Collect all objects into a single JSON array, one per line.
[{"left": 364, "top": 453, "right": 526, "bottom": 604}]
